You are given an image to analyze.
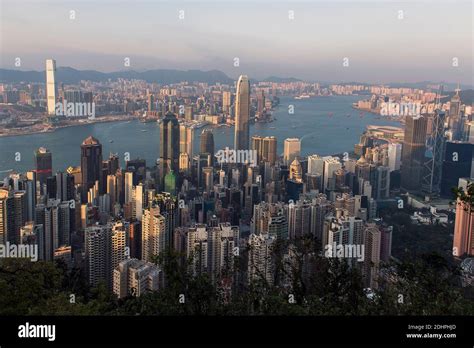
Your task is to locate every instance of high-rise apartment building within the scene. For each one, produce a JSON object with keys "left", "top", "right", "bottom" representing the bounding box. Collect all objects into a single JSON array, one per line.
[
  {"left": 141, "top": 207, "right": 167, "bottom": 262},
  {"left": 248, "top": 233, "right": 275, "bottom": 285},
  {"left": 113, "top": 258, "right": 161, "bottom": 298},
  {"left": 84, "top": 224, "right": 111, "bottom": 287}
]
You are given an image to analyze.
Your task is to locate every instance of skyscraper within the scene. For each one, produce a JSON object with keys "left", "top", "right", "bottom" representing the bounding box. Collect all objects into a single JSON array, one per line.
[
  {"left": 35, "top": 147, "right": 52, "bottom": 190},
  {"left": 179, "top": 124, "right": 194, "bottom": 158},
  {"left": 184, "top": 105, "right": 194, "bottom": 121},
  {"left": 363, "top": 223, "right": 381, "bottom": 289},
  {"left": 288, "top": 200, "right": 311, "bottom": 239},
  {"left": 308, "top": 154, "right": 324, "bottom": 175},
  {"left": 159, "top": 111, "right": 180, "bottom": 189},
  {"left": 85, "top": 225, "right": 111, "bottom": 287},
  {"left": 45, "top": 59, "right": 56, "bottom": 115},
  {"left": 256, "top": 89, "right": 265, "bottom": 115},
  {"left": 222, "top": 91, "right": 232, "bottom": 115},
  {"left": 323, "top": 156, "right": 342, "bottom": 192},
  {"left": 110, "top": 221, "right": 127, "bottom": 285},
  {"left": 141, "top": 207, "right": 167, "bottom": 262},
  {"left": 453, "top": 182, "right": 473, "bottom": 257},
  {"left": 234, "top": 75, "right": 250, "bottom": 151},
  {"left": 80, "top": 136, "right": 103, "bottom": 202},
  {"left": 247, "top": 233, "right": 275, "bottom": 285},
  {"left": 387, "top": 143, "right": 402, "bottom": 172},
  {"left": 200, "top": 129, "right": 215, "bottom": 162},
  {"left": 284, "top": 138, "right": 301, "bottom": 165},
  {"left": 440, "top": 142, "right": 474, "bottom": 197},
  {"left": 187, "top": 223, "right": 239, "bottom": 280},
  {"left": 252, "top": 135, "right": 277, "bottom": 165},
  {"left": 0, "top": 189, "right": 14, "bottom": 244},
  {"left": 448, "top": 87, "right": 462, "bottom": 140},
  {"left": 422, "top": 110, "right": 446, "bottom": 197},
  {"left": 401, "top": 115, "right": 427, "bottom": 192}
]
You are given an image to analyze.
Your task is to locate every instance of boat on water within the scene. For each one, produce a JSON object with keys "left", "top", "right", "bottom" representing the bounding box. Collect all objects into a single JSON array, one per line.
[
  {"left": 294, "top": 94, "right": 310, "bottom": 100},
  {"left": 109, "top": 140, "right": 114, "bottom": 143},
  {"left": 269, "top": 126, "right": 276, "bottom": 129},
  {"left": 141, "top": 130, "right": 147, "bottom": 132}
]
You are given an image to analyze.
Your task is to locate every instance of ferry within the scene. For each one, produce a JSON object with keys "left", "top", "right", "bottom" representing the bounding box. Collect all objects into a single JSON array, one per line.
[{"left": 294, "top": 94, "right": 311, "bottom": 100}]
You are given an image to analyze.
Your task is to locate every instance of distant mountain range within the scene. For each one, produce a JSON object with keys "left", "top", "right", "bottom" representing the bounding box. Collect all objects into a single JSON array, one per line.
[
  {"left": 263, "top": 76, "right": 302, "bottom": 83},
  {"left": 0, "top": 68, "right": 471, "bottom": 96},
  {"left": 0, "top": 67, "right": 305, "bottom": 85},
  {"left": 0, "top": 67, "right": 236, "bottom": 85}
]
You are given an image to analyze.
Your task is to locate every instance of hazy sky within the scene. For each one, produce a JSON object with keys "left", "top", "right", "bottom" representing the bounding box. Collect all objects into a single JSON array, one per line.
[{"left": 1, "top": 0, "right": 472, "bottom": 84}]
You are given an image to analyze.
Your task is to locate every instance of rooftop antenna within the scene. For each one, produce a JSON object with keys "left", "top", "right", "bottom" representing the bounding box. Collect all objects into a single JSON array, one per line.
[{"left": 454, "top": 83, "right": 461, "bottom": 96}]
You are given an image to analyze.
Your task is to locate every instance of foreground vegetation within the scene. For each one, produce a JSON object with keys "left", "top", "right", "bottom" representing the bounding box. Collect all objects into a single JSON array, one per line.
[{"left": 1, "top": 246, "right": 472, "bottom": 316}]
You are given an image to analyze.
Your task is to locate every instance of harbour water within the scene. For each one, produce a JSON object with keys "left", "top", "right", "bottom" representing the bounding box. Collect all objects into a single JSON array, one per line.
[{"left": 0, "top": 95, "right": 399, "bottom": 175}]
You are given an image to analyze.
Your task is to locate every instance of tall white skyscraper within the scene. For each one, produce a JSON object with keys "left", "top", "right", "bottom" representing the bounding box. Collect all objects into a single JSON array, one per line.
[
  {"left": 234, "top": 75, "right": 250, "bottom": 150},
  {"left": 388, "top": 143, "right": 402, "bottom": 172},
  {"left": 323, "top": 156, "right": 342, "bottom": 191},
  {"left": 45, "top": 59, "right": 56, "bottom": 115},
  {"left": 284, "top": 138, "right": 301, "bottom": 165}
]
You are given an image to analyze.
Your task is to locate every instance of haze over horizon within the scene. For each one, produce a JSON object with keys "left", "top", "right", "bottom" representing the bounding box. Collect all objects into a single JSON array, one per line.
[{"left": 1, "top": 0, "right": 472, "bottom": 84}]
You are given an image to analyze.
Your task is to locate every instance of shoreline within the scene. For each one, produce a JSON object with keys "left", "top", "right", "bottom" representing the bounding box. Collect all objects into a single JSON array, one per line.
[{"left": 0, "top": 115, "right": 137, "bottom": 138}]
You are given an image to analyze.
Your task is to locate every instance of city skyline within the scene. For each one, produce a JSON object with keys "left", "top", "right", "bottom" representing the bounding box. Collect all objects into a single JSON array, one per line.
[
  {"left": 1, "top": 0, "right": 472, "bottom": 85},
  {"left": 0, "top": 1, "right": 473, "bottom": 343}
]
